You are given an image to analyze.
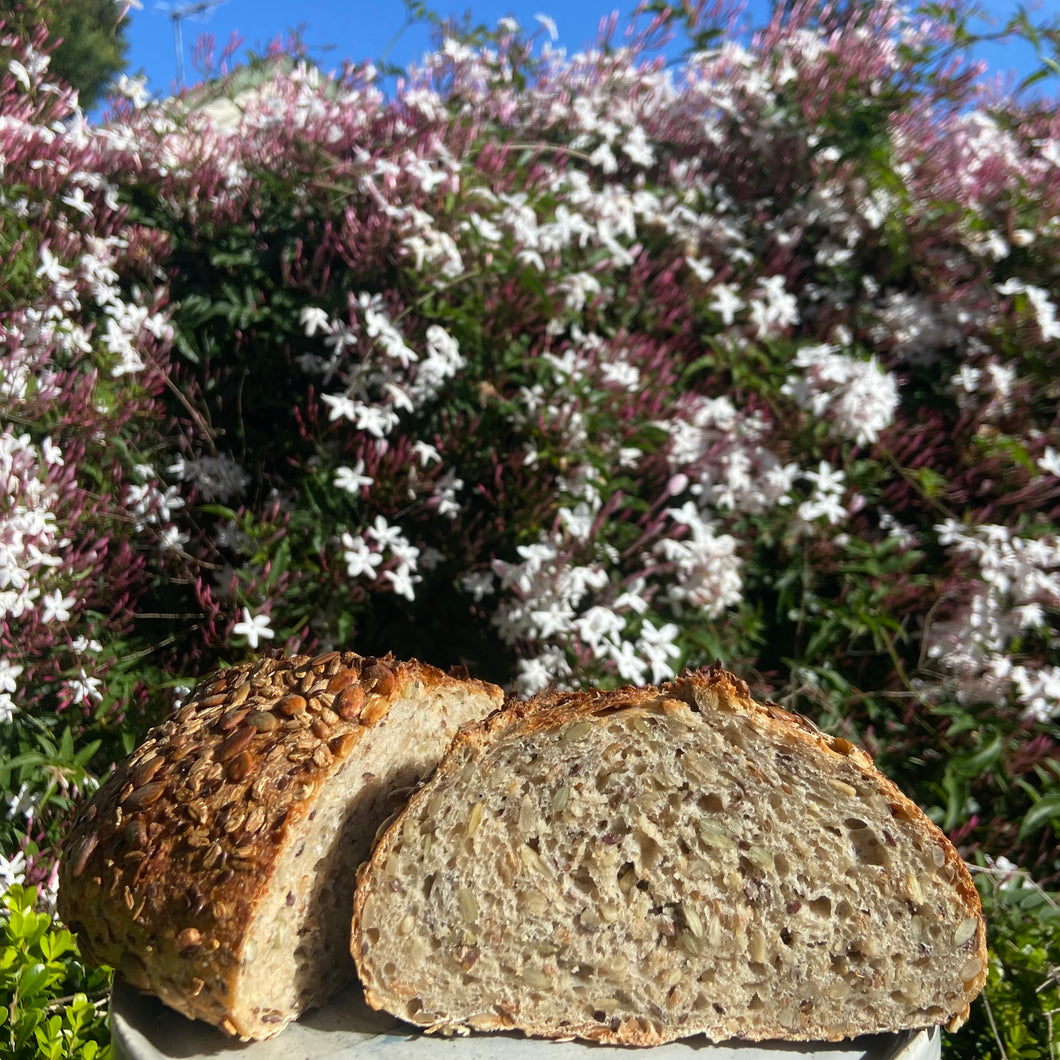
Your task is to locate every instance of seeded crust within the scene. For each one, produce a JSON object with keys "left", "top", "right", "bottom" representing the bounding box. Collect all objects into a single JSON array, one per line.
[
  {"left": 57, "top": 649, "right": 502, "bottom": 1040},
  {"left": 352, "top": 666, "right": 987, "bottom": 1046}
]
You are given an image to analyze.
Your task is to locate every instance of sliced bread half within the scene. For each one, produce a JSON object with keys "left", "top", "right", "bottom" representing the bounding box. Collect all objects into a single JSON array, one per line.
[
  {"left": 352, "top": 667, "right": 987, "bottom": 1045},
  {"left": 57, "top": 649, "right": 503, "bottom": 1040}
]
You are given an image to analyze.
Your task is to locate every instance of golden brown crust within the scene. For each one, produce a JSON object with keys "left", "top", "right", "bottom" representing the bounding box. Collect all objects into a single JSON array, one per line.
[
  {"left": 353, "top": 665, "right": 987, "bottom": 1044},
  {"left": 57, "top": 649, "right": 501, "bottom": 1036}
]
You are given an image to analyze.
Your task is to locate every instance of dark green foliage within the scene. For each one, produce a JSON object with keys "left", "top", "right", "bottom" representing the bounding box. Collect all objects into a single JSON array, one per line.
[{"left": 1, "top": 0, "right": 128, "bottom": 109}]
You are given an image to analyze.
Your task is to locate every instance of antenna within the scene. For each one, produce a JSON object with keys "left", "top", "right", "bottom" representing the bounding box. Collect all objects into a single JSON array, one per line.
[{"left": 160, "top": 0, "right": 226, "bottom": 87}]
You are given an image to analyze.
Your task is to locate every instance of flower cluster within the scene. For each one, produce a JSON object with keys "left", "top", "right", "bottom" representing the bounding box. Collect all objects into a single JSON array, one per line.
[
  {"left": 0, "top": 29, "right": 178, "bottom": 902},
  {"left": 782, "top": 344, "right": 899, "bottom": 446},
  {"left": 928, "top": 521, "right": 1060, "bottom": 723}
]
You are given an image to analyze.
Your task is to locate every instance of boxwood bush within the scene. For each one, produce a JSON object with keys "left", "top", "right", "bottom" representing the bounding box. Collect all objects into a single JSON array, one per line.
[{"left": 1, "top": 2, "right": 1058, "bottom": 1056}]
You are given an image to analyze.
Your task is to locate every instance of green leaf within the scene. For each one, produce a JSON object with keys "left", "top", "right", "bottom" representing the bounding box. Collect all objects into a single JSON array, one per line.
[
  {"left": 1017, "top": 66, "right": 1052, "bottom": 92},
  {"left": 948, "top": 733, "right": 1003, "bottom": 779},
  {"left": 197, "top": 504, "right": 241, "bottom": 521},
  {"left": 910, "top": 466, "right": 948, "bottom": 499},
  {"left": 939, "top": 769, "right": 971, "bottom": 833},
  {"left": 1018, "top": 793, "right": 1060, "bottom": 840},
  {"left": 172, "top": 329, "right": 201, "bottom": 364},
  {"left": 37, "top": 930, "right": 75, "bottom": 963},
  {"left": 16, "top": 961, "right": 50, "bottom": 999}
]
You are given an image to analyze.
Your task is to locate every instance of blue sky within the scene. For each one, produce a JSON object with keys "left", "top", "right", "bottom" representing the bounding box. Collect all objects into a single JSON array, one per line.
[{"left": 119, "top": 0, "right": 1056, "bottom": 104}]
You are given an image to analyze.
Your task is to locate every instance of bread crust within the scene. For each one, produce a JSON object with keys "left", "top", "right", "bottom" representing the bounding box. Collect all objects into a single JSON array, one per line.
[
  {"left": 352, "top": 665, "right": 987, "bottom": 1045},
  {"left": 57, "top": 649, "right": 502, "bottom": 1038}
]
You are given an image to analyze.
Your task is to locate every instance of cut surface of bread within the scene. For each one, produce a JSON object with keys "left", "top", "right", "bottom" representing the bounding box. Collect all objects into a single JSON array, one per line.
[
  {"left": 57, "top": 649, "right": 502, "bottom": 1040},
  {"left": 352, "top": 668, "right": 987, "bottom": 1046}
]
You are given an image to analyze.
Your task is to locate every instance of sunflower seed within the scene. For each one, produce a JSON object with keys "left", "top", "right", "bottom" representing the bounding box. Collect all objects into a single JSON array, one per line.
[
  {"left": 124, "top": 818, "right": 148, "bottom": 849},
  {"left": 243, "top": 805, "right": 266, "bottom": 835},
  {"left": 175, "top": 927, "right": 202, "bottom": 950},
  {"left": 124, "top": 781, "right": 166, "bottom": 810},
  {"left": 131, "top": 755, "right": 164, "bottom": 787},
  {"left": 217, "top": 726, "right": 255, "bottom": 762},
  {"left": 466, "top": 802, "right": 484, "bottom": 838},
  {"left": 954, "top": 916, "right": 979, "bottom": 948},
  {"left": 683, "top": 905, "right": 705, "bottom": 939},
  {"left": 69, "top": 832, "right": 98, "bottom": 877},
  {"left": 219, "top": 706, "right": 249, "bottom": 732},
  {"left": 361, "top": 695, "right": 389, "bottom": 725},
  {"left": 227, "top": 682, "right": 251, "bottom": 707},
  {"left": 327, "top": 670, "right": 359, "bottom": 694},
  {"left": 827, "top": 778, "right": 858, "bottom": 798},
  {"left": 329, "top": 733, "right": 358, "bottom": 757},
  {"left": 457, "top": 887, "right": 479, "bottom": 922},
  {"left": 522, "top": 968, "right": 552, "bottom": 990}
]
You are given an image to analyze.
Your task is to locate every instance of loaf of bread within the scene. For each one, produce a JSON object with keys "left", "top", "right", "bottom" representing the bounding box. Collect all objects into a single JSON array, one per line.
[
  {"left": 57, "top": 649, "right": 503, "bottom": 1040},
  {"left": 352, "top": 667, "right": 987, "bottom": 1045}
]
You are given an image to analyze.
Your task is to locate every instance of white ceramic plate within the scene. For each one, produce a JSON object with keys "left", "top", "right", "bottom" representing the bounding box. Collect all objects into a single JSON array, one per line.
[{"left": 110, "top": 980, "right": 941, "bottom": 1060}]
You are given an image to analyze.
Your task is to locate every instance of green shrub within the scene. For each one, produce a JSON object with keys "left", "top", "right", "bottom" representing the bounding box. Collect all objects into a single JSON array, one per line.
[{"left": 1, "top": 885, "right": 111, "bottom": 1060}]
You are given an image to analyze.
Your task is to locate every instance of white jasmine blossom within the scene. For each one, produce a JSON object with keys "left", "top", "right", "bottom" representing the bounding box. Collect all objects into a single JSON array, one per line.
[
  {"left": 621, "top": 125, "right": 655, "bottom": 168},
  {"left": 158, "top": 525, "right": 190, "bottom": 552},
  {"left": 461, "top": 570, "right": 495, "bottom": 601},
  {"left": 928, "top": 523, "right": 1060, "bottom": 707},
  {"left": 322, "top": 393, "right": 358, "bottom": 421},
  {"left": 412, "top": 441, "right": 442, "bottom": 466},
  {"left": 797, "top": 461, "right": 848, "bottom": 526},
  {"left": 385, "top": 564, "right": 421, "bottom": 601},
  {"left": 0, "top": 692, "right": 17, "bottom": 724},
  {"left": 334, "top": 462, "right": 374, "bottom": 494},
  {"left": 114, "top": 72, "right": 151, "bottom": 109},
  {"left": 299, "top": 306, "right": 332, "bottom": 336},
  {"left": 803, "top": 460, "right": 846, "bottom": 497},
  {"left": 61, "top": 186, "right": 94, "bottom": 217},
  {"left": 341, "top": 533, "right": 383, "bottom": 579},
  {"left": 68, "top": 669, "right": 103, "bottom": 705},
  {"left": 685, "top": 256, "right": 714, "bottom": 283},
  {"left": 40, "top": 437, "right": 64, "bottom": 466},
  {"left": 514, "top": 648, "right": 571, "bottom": 696},
  {"left": 232, "top": 608, "right": 275, "bottom": 648},
  {"left": 657, "top": 504, "right": 743, "bottom": 616},
  {"left": 8, "top": 58, "right": 31, "bottom": 91},
  {"left": 168, "top": 453, "right": 249, "bottom": 502},
  {"left": 366, "top": 515, "right": 406, "bottom": 551},
  {"left": 599, "top": 359, "right": 640, "bottom": 390},
  {"left": 534, "top": 14, "right": 559, "bottom": 41},
  {"left": 434, "top": 469, "right": 464, "bottom": 519},
  {"left": 1037, "top": 447, "right": 1060, "bottom": 478},
  {"left": 1012, "top": 665, "right": 1060, "bottom": 723},
  {"left": 750, "top": 275, "right": 799, "bottom": 337},
  {"left": 0, "top": 659, "right": 22, "bottom": 697},
  {"left": 0, "top": 849, "right": 27, "bottom": 892},
  {"left": 608, "top": 637, "right": 649, "bottom": 684},
  {"left": 589, "top": 142, "right": 618, "bottom": 174},
  {"left": 707, "top": 283, "right": 744, "bottom": 325},
  {"left": 637, "top": 619, "right": 681, "bottom": 684},
  {"left": 40, "top": 589, "right": 75, "bottom": 624}
]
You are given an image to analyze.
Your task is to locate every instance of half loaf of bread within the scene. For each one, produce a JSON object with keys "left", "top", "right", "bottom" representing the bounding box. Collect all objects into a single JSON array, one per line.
[
  {"left": 352, "top": 667, "right": 987, "bottom": 1045},
  {"left": 57, "top": 649, "right": 503, "bottom": 1040}
]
